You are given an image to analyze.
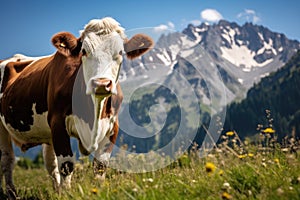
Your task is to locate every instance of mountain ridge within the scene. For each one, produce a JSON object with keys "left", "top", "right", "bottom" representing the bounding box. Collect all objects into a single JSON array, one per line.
[{"left": 121, "top": 20, "right": 300, "bottom": 106}]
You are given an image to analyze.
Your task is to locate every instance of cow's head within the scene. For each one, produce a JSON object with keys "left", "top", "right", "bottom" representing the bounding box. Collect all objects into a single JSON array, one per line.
[
  {"left": 51, "top": 17, "right": 153, "bottom": 152},
  {"left": 52, "top": 17, "right": 153, "bottom": 97}
]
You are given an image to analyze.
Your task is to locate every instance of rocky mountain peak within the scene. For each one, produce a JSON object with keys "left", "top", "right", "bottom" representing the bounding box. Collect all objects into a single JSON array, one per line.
[{"left": 121, "top": 20, "right": 299, "bottom": 106}]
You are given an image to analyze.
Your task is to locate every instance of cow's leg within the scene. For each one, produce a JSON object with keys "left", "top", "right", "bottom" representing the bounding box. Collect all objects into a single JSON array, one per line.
[
  {"left": 93, "top": 136, "right": 110, "bottom": 182},
  {"left": 42, "top": 144, "right": 60, "bottom": 192},
  {"left": 49, "top": 116, "right": 75, "bottom": 189},
  {"left": 0, "top": 122, "right": 17, "bottom": 200},
  {"left": 56, "top": 154, "right": 75, "bottom": 189},
  {"left": 93, "top": 120, "right": 119, "bottom": 181}
]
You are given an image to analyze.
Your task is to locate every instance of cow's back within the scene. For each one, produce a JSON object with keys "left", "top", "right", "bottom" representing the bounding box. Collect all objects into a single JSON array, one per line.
[{"left": 0, "top": 54, "right": 54, "bottom": 149}]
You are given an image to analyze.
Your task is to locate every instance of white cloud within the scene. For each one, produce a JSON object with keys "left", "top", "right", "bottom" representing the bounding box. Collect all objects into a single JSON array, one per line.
[
  {"left": 253, "top": 16, "right": 260, "bottom": 23},
  {"left": 167, "top": 22, "right": 175, "bottom": 29},
  {"left": 190, "top": 19, "right": 201, "bottom": 26},
  {"left": 237, "top": 9, "right": 261, "bottom": 23},
  {"left": 201, "top": 9, "right": 223, "bottom": 23},
  {"left": 154, "top": 24, "right": 169, "bottom": 32},
  {"left": 154, "top": 21, "right": 175, "bottom": 32},
  {"left": 245, "top": 9, "right": 256, "bottom": 15}
]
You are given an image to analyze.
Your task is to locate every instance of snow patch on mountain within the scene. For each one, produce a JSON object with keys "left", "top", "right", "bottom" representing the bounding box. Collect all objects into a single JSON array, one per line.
[
  {"left": 256, "top": 37, "right": 277, "bottom": 55},
  {"left": 180, "top": 49, "right": 194, "bottom": 57},
  {"left": 220, "top": 44, "right": 272, "bottom": 69},
  {"left": 156, "top": 51, "right": 172, "bottom": 66}
]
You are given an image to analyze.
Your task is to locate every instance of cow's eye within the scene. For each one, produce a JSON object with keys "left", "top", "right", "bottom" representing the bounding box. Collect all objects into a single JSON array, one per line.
[{"left": 82, "top": 49, "right": 87, "bottom": 56}]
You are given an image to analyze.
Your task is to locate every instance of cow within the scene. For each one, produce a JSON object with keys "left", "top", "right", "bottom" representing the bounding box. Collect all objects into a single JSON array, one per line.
[{"left": 0, "top": 17, "right": 153, "bottom": 199}]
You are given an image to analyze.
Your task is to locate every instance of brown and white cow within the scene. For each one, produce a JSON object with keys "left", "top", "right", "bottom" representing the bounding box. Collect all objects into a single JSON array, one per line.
[{"left": 0, "top": 17, "right": 153, "bottom": 199}]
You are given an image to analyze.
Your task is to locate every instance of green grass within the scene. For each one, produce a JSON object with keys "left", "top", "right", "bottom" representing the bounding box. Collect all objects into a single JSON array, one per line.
[
  {"left": 7, "top": 141, "right": 300, "bottom": 200},
  {"left": 4, "top": 129, "right": 300, "bottom": 200}
]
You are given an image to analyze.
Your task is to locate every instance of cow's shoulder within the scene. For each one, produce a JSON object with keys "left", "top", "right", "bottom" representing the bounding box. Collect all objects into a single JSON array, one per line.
[
  {"left": 5, "top": 60, "right": 34, "bottom": 75},
  {"left": 46, "top": 53, "right": 82, "bottom": 105}
]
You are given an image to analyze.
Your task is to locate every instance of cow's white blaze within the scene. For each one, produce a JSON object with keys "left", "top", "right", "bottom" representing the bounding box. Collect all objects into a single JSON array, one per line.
[{"left": 80, "top": 18, "right": 125, "bottom": 95}]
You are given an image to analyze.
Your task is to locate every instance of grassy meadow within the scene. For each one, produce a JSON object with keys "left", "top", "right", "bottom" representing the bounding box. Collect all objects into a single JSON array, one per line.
[{"left": 3, "top": 130, "right": 300, "bottom": 200}]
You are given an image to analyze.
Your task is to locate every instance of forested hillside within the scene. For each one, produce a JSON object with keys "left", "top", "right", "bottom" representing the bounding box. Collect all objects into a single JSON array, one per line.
[{"left": 223, "top": 50, "right": 300, "bottom": 140}]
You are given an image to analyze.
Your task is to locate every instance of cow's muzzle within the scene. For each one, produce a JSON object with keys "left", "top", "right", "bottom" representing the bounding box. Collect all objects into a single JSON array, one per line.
[{"left": 92, "top": 78, "right": 113, "bottom": 96}]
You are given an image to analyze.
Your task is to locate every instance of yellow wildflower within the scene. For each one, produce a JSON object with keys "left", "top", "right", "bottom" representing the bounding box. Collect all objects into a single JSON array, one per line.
[
  {"left": 91, "top": 188, "right": 98, "bottom": 194},
  {"left": 238, "top": 154, "right": 247, "bottom": 159},
  {"left": 219, "top": 170, "right": 224, "bottom": 176},
  {"left": 222, "top": 191, "right": 232, "bottom": 199},
  {"left": 274, "top": 158, "right": 280, "bottom": 164},
  {"left": 226, "top": 131, "right": 235, "bottom": 136},
  {"left": 248, "top": 153, "right": 254, "bottom": 157},
  {"left": 263, "top": 127, "right": 275, "bottom": 134},
  {"left": 205, "top": 162, "right": 216, "bottom": 173}
]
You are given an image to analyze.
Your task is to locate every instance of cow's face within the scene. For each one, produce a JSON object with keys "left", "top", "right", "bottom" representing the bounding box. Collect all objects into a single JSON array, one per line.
[
  {"left": 52, "top": 17, "right": 153, "bottom": 97},
  {"left": 51, "top": 18, "right": 153, "bottom": 152},
  {"left": 80, "top": 31, "right": 124, "bottom": 96}
]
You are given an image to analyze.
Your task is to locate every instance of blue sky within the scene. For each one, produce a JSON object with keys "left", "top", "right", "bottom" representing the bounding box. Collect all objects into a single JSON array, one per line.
[{"left": 0, "top": 0, "right": 299, "bottom": 59}]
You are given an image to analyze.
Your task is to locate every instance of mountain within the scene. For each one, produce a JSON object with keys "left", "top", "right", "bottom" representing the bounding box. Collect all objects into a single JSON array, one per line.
[
  {"left": 121, "top": 20, "right": 300, "bottom": 106},
  {"left": 117, "top": 20, "right": 300, "bottom": 152},
  {"left": 223, "top": 50, "right": 300, "bottom": 140}
]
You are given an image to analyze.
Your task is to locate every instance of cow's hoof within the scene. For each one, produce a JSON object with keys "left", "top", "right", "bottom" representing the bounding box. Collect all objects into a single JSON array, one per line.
[
  {"left": 7, "top": 187, "right": 18, "bottom": 200},
  {"left": 93, "top": 159, "right": 107, "bottom": 182},
  {"left": 60, "top": 161, "right": 74, "bottom": 177}
]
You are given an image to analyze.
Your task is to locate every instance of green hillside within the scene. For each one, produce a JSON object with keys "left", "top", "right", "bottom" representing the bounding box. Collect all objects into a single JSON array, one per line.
[{"left": 224, "top": 50, "right": 300, "bottom": 141}]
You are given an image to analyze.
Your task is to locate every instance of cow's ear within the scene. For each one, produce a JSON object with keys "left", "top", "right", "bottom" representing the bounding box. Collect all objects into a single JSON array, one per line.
[
  {"left": 52, "top": 32, "right": 80, "bottom": 57},
  {"left": 124, "top": 34, "right": 154, "bottom": 60}
]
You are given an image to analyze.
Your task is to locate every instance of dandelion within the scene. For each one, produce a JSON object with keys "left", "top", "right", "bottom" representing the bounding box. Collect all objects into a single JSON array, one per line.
[
  {"left": 248, "top": 153, "right": 254, "bottom": 157},
  {"left": 238, "top": 154, "right": 247, "bottom": 159},
  {"left": 226, "top": 131, "right": 235, "bottom": 137},
  {"left": 219, "top": 170, "right": 224, "bottom": 176},
  {"left": 263, "top": 127, "right": 275, "bottom": 134},
  {"left": 91, "top": 188, "right": 98, "bottom": 194},
  {"left": 274, "top": 158, "right": 280, "bottom": 164},
  {"left": 222, "top": 191, "right": 232, "bottom": 199},
  {"left": 205, "top": 162, "right": 216, "bottom": 173}
]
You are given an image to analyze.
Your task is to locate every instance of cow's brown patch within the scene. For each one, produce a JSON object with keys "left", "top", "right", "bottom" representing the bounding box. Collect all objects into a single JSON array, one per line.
[{"left": 0, "top": 58, "right": 51, "bottom": 132}]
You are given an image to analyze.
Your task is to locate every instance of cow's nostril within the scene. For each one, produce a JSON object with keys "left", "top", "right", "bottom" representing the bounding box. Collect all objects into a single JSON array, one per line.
[
  {"left": 92, "top": 79, "right": 113, "bottom": 95},
  {"left": 105, "top": 80, "right": 112, "bottom": 89}
]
